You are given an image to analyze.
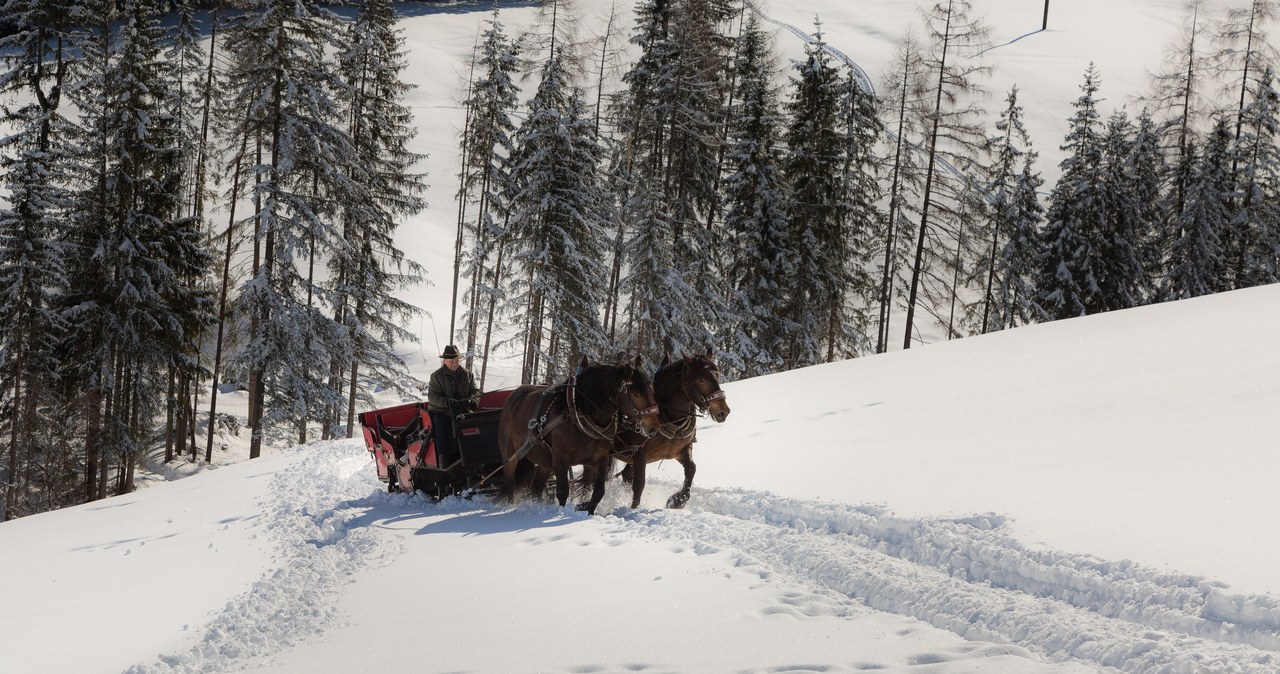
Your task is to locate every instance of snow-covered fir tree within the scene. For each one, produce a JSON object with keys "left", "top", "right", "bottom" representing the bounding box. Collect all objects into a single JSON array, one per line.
[
  {"left": 834, "top": 64, "right": 884, "bottom": 359},
  {"left": 58, "top": 0, "right": 215, "bottom": 494},
  {"left": 1162, "top": 119, "right": 1231, "bottom": 299},
  {"left": 781, "top": 21, "right": 844, "bottom": 368},
  {"left": 721, "top": 11, "right": 793, "bottom": 377},
  {"left": 1035, "top": 64, "right": 1109, "bottom": 321},
  {"left": 619, "top": 174, "right": 703, "bottom": 363},
  {"left": 503, "top": 53, "right": 608, "bottom": 383},
  {"left": 967, "top": 86, "right": 1044, "bottom": 334},
  {"left": 331, "top": 0, "right": 428, "bottom": 436},
  {"left": 457, "top": 10, "right": 521, "bottom": 386},
  {"left": 220, "top": 0, "right": 364, "bottom": 454},
  {"left": 1096, "top": 110, "right": 1158, "bottom": 311},
  {"left": 612, "top": 0, "right": 735, "bottom": 359},
  {"left": 1226, "top": 66, "right": 1280, "bottom": 287},
  {"left": 0, "top": 0, "right": 77, "bottom": 518}
]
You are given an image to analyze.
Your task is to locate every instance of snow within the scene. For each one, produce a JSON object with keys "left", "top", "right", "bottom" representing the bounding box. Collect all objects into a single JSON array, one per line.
[
  {"left": 3, "top": 1, "right": 1279, "bottom": 673},
  {"left": 4, "top": 286, "right": 1279, "bottom": 674}
]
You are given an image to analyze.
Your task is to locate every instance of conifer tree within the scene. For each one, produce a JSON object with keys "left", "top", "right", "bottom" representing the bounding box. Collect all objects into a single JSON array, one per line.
[
  {"left": 1163, "top": 119, "right": 1232, "bottom": 299},
  {"left": 721, "top": 11, "right": 792, "bottom": 377},
  {"left": 1097, "top": 110, "right": 1156, "bottom": 311},
  {"left": 457, "top": 11, "right": 521, "bottom": 385},
  {"left": 1227, "top": 66, "right": 1280, "bottom": 286},
  {"left": 619, "top": 175, "right": 702, "bottom": 362},
  {"left": 875, "top": 31, "right": 930, "bottom": 353},
  {"left": 781, "top": 21, "right": 844, "bottom": 368},
  {"left": 1147, "top": 0, "right": 1213, "bottom": 218},
  {"left": 220, "top": 0, "right": 363, "bottom": 455},
  {"left": 834, "top": 65, "right": 884, "bottom": 358},
  {"left": 504, "top": 54, "right": 607, "bottom": 383},
  {"left": 967, "top": 86, "right": 1043, "bottom": 333},
  {"left": 1035, "top": 64, "right": 1108, "bottom": 321},
  {"left": 332, "top": 0, "right": 427, "bottom": 435},
  {"left": 613, "top": 0, "right": 735, "bottom": 358},
  {"left": 0, "top": 0, "right": 76, "bottom": 517}
]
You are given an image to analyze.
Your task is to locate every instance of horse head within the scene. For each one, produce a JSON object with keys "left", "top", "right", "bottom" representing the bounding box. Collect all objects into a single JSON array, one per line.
[
  {"left": 686, "top": 349, "right": 730, "bottom": 423},
  {"left": 622, "top": 355, "right": 662, "bottom": 438}
]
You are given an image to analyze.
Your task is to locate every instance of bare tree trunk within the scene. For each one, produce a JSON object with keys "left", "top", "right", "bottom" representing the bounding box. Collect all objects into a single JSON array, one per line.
[
  {"left": 903, "top": 1, "right": 955, "bottom": 350},
  {"left": 205, "top": 130, "right": 249, "bottom": 463}
]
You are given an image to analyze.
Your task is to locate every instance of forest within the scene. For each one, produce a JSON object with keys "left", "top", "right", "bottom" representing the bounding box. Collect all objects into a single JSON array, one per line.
[{"left": 0, "top": 0, "right": 1276, "bottom": 520}]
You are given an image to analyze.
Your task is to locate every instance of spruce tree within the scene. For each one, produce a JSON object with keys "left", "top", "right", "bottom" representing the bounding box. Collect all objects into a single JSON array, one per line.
[
  {"left": 332, "top": 0, "right": 427, "bottom": 436},
  {"left": 457, "top": 11, "right": 521, "bottom": 385},
  {"left": 1228, "top": 66, "right": 1280, "bottom": 286},
  {"left": 1097, "top": 110, "right": 1155, "bottom": 311},
  {"left": 968, "top": 86, "right": 1044, "bottom": 333},
  {"left": 781, "top": 21, "right": 844, "bottom": 368},
  {"left": 0, "top": 0, "right": 76, "bottom": 517},
  {"left": 504, "top": 54, "right": 607, "bottom": 383},
  {"left": 1163, "top": 119, "right": 1232, "bottom": 299},
  {"left": 834, "top": 64, "right": 884, "bottom": 359},
  {"left": 721, "top": 11, "right": 792, "bottom": 377},
  {"left": 1035, "top": 64, "right": 1108, "bottom": 321},
  {"left": 220, "top": 0, "right": 363, "bottom": 455}
]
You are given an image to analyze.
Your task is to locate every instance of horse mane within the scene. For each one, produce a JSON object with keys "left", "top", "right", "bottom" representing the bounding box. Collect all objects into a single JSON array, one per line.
[{"left": 576, "top": 360, "right": 651, "bottom": 402}]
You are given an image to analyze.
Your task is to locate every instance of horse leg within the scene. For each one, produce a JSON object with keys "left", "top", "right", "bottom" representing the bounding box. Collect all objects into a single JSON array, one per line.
[
  {"left": 530, "top": 464, "right": 550, "bottom": 501},
  {"left": 629, "top": 456, "right": 646, "bottom": 509},
  {"left": 667, "top": 444, "right": 696, "bottom": 509},
  {"left": 578, "top": 458, "right": 610, "bottom": 515},
  {"left": 619, "top": 463, "right": 634, "bottom": 484},
  {"left": 554, "top": 460, "right": 571, "bottom": 508}
]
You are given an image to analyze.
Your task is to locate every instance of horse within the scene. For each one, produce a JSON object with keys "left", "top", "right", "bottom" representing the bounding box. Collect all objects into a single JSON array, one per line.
[
  {"left": 496, "top": 355, "right": 660, "bottom": 515},
  {"left": 613, "top": 351, "right": 731, "bottom": 509}
]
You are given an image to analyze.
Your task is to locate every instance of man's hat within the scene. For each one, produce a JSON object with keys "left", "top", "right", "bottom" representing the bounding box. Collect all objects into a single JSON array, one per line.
[{"left": 440, "top": 344, "right": 461, "bottom": 359}]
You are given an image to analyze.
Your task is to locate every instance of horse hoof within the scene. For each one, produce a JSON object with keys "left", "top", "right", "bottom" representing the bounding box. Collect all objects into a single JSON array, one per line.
[
  {"left": 575, "top": 503, "right": 595, "bottom": 514},
  {"left": 666, "top": 492, "right": 689, "bottom": 509}
]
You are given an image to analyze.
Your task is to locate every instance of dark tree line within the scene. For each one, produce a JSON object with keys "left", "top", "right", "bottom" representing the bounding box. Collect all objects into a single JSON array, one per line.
[
  {"left": 2, "top": 0, "right": 1276, "bottom": 520},
  {"left": 451, "top": 0, "right": 1278, "bottom": 390},
  {"left": 0, "top": 0, "right": 425, "bottom": 519}
]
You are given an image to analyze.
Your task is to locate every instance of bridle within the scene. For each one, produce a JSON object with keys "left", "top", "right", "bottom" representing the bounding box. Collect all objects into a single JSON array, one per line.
[
  {"left": 653, "top": 358, "right": 726, "bottom": 440},
  {"left": 572, "top": 368, "right": 659, "bottom": 441}
]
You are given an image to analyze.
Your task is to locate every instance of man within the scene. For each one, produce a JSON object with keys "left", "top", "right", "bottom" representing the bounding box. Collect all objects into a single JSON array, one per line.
[{"left": 427, "top": 344, "right": 479, "bottom": 468}]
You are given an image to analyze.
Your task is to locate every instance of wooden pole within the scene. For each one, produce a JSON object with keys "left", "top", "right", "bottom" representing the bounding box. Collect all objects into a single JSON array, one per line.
[{"left": 1042, "top": 0, "right": 1049, "bottom": 30}]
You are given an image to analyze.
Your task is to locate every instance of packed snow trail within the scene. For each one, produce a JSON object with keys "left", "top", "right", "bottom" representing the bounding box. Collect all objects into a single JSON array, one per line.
[
  {"left": 612, "top": 486, "right": 1280, "bottom": 674},
  {"left": 125, "top": 442, "right": 403, "bottom": 674},
  {"left": 126, "top": 441, "right": 1278, "bottom": 674}
]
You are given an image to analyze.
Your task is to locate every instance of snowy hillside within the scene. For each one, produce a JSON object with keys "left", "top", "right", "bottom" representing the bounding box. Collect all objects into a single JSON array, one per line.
[
  {"left": 3, "top": 1, "right": 1278, "bottom": 673},
  {"left": 3, "top": 282, "right": 1279, "bottom": 674}
]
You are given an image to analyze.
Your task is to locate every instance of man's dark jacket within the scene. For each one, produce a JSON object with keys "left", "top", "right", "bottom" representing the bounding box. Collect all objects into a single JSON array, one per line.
[{"left": 427, "top": 366, "right": 479, "bottom": 413}]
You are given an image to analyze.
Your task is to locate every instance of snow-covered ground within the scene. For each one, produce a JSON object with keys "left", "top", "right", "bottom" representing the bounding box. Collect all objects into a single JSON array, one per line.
[
  {"left": 3, "top": 1, "right": 1278, "bottom": 673},
  {"left": 3, "top": 282, "right": 1279, "bottom": 674}
]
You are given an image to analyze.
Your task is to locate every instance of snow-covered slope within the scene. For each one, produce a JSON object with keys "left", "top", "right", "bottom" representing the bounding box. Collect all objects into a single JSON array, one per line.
[
  {"left": 4, "top": 284, "right": 1279, "bottom": 674},
  {"left": 4, "top": 1, "right": 1278, "bottom": 673}
]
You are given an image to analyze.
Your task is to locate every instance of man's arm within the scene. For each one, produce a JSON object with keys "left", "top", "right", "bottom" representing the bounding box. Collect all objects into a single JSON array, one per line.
[{"left": 426, "top": 370, "right": 448, "bottom": 410}]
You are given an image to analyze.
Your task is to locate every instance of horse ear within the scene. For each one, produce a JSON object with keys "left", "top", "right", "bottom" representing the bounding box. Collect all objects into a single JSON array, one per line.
[
  {"left": 575, "top": 354, "right": 589, "bottom": 378},
  {"left": 705, "top": 346, "right": 714, "bottom": 357},
  {"left": 660, "top": 352, "right": 671, "bottom": 368},
  {"left": 633, "top": 354, "right": 644, "bottom": 371}
]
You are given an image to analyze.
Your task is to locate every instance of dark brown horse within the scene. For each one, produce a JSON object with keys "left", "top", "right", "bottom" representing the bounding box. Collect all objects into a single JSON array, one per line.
[
  {"left": 497, "top": 355, "right": 660, "bottom": 515},
  {"left": 614, "top": 351, "right": 730, "bottom": 509}
]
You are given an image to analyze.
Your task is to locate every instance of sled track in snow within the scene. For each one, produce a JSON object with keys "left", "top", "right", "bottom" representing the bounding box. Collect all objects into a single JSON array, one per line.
[
  {"left": 124, "top": 441, "right": 1279, "bottom": 674},
  {"left": 609, "top": 483, "right": 1280, "bottom": 674},
  {"left": 126, "top": 443, "right": 404, "bottom": 674}
]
